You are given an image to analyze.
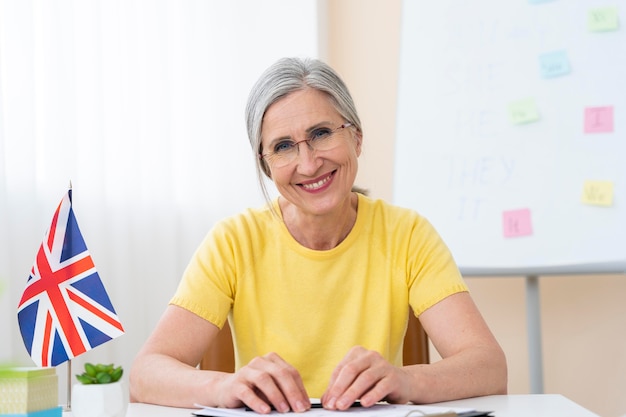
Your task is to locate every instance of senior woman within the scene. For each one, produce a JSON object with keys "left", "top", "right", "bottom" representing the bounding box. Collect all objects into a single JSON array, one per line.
[{"left": 129, "top": 57, "right": 507, "bottom": 413}]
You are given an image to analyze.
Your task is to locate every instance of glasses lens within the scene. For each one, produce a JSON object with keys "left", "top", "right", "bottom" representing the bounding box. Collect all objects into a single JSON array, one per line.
[
  {"left": 309, "top": 128, "right": 337, "bottom": 152},
  {"left": 271, "top": 148, "right": 297, "bottom": 167}
]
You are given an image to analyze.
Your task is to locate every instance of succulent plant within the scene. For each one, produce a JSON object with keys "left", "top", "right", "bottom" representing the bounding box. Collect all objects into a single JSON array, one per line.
[{"left": 76, "top": 362, "right": 123, "bottom": 384}]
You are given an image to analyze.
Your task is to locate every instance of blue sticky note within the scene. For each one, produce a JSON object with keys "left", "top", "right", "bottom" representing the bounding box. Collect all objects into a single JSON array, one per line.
[{"left": 539, "top": 50, "right": 570, "bottom": 78}]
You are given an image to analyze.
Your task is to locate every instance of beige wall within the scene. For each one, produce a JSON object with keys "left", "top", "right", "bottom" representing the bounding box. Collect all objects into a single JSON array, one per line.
[{"left": 324, "top": 1, "right": 626, "bottom": 416}]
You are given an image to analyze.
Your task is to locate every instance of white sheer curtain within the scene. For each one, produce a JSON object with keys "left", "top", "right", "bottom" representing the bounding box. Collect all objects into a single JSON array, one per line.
[{"left": 0, "top": 0, "right": 319, "bottom": 399}]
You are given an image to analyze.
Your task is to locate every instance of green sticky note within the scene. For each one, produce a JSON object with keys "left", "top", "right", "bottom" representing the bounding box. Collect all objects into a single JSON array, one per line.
[
  {"left": 508, "top": 98, "right": 540, "bottom": 124},
  {"left": 588, "top": 7, "right": 619, "bottom": 32}
]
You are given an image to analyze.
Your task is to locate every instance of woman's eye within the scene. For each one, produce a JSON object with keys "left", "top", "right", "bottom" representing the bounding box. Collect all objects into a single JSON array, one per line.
[
  {"left": 274, "top": 141, "right": 295, "bottom": 153},
  {"left": 310, "top": 128, "right": 332, "bottom": 141}
]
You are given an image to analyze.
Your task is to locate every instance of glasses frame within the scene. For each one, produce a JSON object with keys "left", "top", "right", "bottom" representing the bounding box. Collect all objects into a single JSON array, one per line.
[{"left": 259, "top": 123, "right": 353, "bottom": 167}]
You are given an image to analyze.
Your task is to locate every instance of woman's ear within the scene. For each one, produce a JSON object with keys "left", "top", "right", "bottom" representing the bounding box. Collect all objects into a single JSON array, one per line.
[
  {"left": 262, "top": 161, "right": 272, "bottom": 179},
  {"left": 355, "top": 132, "right": 363, "bottom": 156}
]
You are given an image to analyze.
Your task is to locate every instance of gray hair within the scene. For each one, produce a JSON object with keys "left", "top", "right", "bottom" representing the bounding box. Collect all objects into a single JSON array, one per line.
[{"left": 245, "top": 57, "right": 363, "bottom": 203}]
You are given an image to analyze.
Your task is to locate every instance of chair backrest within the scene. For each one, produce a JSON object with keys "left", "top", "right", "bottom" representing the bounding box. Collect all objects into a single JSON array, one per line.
[{"left": 199, "top": 313, "right": 429, "bottom": 371}]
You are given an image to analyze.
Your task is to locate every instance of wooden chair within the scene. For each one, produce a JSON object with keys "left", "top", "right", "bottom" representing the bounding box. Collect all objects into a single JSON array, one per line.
[{"left": 199, "top": 313, "right": 429, "bottom": 371}]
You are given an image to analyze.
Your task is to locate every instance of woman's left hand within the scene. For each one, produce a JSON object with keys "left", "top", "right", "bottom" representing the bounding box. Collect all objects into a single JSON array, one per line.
[{"left": 320, "top": 346, "right": 413, "bottom": 410}]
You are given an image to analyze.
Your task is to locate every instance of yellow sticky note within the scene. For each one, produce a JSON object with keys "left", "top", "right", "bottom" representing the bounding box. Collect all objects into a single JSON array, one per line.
[
  {"left": 581, "top": 180, "right": 614, "bottom": 206},
  {"left": 588, "top": 7, "right": 619, "bottom": 32},
  {"left": 508, "top": 98, "right": 540, "bottom": 124}
]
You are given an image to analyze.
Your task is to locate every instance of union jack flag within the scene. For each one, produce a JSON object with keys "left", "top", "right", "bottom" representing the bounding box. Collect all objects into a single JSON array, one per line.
[{"left": 17, "top": 189, "right": 124, "bottom": 367}]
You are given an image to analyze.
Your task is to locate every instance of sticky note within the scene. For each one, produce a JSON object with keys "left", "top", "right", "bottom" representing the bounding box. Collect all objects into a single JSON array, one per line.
[
  {"left": 508, "top": 98, "right": 540, "bottom": 124},
  {"left": 588, "top": 7, "right": 619, "bottom": 32},
  {"left": 584, "top": 106, "right": 614, "bottom": 133},
  {"left": 581, "top": 180, "right": 614, "bottom": 206},
  {"left": 502, "top": 208, "right": 533, "bottom": 238},
  {"left": 539, "top": 50, "right": 571, "bottom": 78}
]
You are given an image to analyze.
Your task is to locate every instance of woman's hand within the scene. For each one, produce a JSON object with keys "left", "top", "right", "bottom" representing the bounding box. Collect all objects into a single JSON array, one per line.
[
  {"left": 215, "top": 352, "right": 310, "bottom": 414},
  {"left": 321, "top": 346, "right": 413, "bottom": 410}
]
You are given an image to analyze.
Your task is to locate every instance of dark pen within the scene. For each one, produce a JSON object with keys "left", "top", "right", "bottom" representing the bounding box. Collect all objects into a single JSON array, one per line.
[{"left": 245, "top": 401, "right": 362, "bottom": 411}]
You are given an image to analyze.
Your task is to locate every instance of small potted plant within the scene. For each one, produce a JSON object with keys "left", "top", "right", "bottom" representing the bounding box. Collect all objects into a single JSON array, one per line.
[{"left": 72, "top": 363, "right": 128, "bottom": 417}]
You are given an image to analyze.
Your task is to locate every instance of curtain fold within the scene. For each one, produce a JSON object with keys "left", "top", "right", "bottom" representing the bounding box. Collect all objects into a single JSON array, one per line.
[{"left": 0, "top": 0, "right": 318, "bottom": 400}]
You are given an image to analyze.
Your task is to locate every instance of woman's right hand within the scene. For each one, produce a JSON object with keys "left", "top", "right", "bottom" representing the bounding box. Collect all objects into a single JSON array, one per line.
[{"left": 215, "top": 352, "right": 310, "bottom": 414}]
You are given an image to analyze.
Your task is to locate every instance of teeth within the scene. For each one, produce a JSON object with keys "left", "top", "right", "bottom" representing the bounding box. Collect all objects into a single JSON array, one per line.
[{"left": 302, "top": 174, "right": 331, "bottom": 190}]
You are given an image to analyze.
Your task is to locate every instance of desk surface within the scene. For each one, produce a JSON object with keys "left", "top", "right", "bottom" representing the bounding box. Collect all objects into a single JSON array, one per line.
[
  {"left": 115, "top": 395, "right": 599, "bottom": 417},
  {"left": 433, "top": 394, "right": 599, "bottom": 417}
]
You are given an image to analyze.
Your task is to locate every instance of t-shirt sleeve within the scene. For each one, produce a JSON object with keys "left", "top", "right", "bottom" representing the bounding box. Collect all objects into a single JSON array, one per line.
[
  {"left": 407, "top": 214, "right": 468, "bottom": 317},
  {"left": 169, "top": 220, "right": 236, "bottom": 328}
]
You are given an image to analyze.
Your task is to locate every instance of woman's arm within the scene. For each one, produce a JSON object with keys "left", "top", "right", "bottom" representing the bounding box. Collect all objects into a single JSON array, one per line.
[
  {"left": 405, "top": 291, "right": 507, "bottom": 403},
  {"left": 129, "top": 305, "right": 310, "bottom": 412},
  {"left": 129, "top": 305, "right": 223, "bottom": 406},
  {"left": 321, "top": 292, "right": 507, "bottom": 409}
]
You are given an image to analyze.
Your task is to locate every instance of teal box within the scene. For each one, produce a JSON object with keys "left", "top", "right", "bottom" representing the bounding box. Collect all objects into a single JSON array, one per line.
[{"left": 1, "top": 406, "right": 62, "bottom": 417}]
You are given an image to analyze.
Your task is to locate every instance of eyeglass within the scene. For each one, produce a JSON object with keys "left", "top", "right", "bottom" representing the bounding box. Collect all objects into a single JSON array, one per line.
[{"left": 259, "top": 123, "right": 353, "bottom": 168}]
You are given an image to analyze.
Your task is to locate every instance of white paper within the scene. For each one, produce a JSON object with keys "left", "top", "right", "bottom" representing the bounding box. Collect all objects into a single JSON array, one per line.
[{"left": 192, "top": 403, "right": 474, "bottom": 417}]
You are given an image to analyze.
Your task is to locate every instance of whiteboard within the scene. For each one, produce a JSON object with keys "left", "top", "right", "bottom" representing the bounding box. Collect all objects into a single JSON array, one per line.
[{"left": 393, "top": 0, "right": 626, "bottom": 276}]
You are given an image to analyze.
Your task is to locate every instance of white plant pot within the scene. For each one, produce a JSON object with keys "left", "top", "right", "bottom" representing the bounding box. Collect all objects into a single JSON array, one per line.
[{"left": 72, "top": 381, "right": 129, "bottom": 417}]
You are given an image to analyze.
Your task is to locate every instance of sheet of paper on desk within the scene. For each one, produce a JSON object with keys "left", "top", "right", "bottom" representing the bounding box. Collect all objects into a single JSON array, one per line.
[{"left": 192, "top": 403, "right": 477, "bottom": 417}]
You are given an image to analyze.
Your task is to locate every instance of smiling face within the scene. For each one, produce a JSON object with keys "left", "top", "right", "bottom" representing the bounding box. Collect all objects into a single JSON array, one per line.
[{"left": 260, "top": 88, "right": 362, "bottom": 217}]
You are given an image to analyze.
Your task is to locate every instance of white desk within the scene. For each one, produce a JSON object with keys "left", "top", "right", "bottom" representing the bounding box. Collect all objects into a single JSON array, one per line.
[
  {"left": 433, "top": 394, "right": 599, "bottom": 417},
  {"left": 110, "top": 395, "right": 599, "bottom": 417}
]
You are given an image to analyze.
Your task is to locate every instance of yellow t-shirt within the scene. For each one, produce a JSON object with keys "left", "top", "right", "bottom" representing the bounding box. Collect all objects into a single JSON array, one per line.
[{"left": 170, "top": 194, "right": 467, "bottom": 397}]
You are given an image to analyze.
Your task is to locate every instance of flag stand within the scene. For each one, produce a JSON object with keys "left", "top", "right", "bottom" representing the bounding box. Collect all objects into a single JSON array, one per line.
[{"left": 64, "top": 359, "right": 72, "bottom": 411}]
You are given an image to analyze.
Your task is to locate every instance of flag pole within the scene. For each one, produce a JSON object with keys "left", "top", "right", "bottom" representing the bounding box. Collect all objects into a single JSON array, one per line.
[
  {"left": 65, "top": 359, "right": 72, "bottom": 411},
  {"left": 66, "top": 179, "right": 72, "bottom": 411}
]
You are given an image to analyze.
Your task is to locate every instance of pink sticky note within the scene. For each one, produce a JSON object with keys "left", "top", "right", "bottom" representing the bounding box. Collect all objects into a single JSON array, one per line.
[
  {"left": 584, "top": 106, "right": 614, "bottom": 133},
  {"left": 502, "top": 208, "right": 533, "bottom": 238}
]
